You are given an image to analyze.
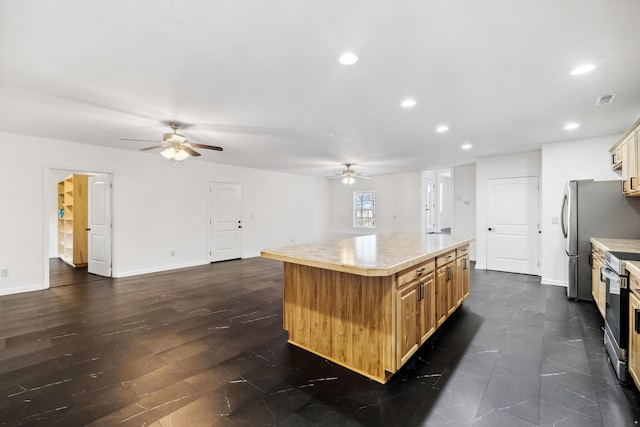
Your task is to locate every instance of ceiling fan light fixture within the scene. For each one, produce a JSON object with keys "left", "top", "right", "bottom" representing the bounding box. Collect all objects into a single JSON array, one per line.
[
  {"left": 174, "top": 149, "right": 189, "bottom": 161},
  {"left": 342, "top": 176, "right": 355, "bottom": 185},
  {"left": 161, "top": 146, "right": 189, "bottom": 161}
]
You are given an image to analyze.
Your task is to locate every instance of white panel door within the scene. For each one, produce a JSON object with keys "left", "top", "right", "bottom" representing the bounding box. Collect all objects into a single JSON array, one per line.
[
  {"left": 423, "top": 177, "right": 437, "bottom": 233},
  {"left": 486, "top": 177, "right": 539, "bottom": 275},
  {"left": 88, "top": 175, "right": 112, "bottom": 277},
  {"left": 210, "top": 183, "right": 243, "bottom": 262}
]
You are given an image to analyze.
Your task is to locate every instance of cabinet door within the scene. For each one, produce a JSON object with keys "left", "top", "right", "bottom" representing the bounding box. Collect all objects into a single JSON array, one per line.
[
  {"left": 628, "top": 292, "right": 640, "bottom": 388},
  {"left": 459, "top": 255, "right": 470, "bottom": 300},
  {"left": 629, "top": 133, "right": 638, "bottom": 193},
  {"left": 419, "top": 273, "right": 436, "bottom": 344},
  {"left": 447, "top": 264, "right": 456, "bottom": 316},
  {"left": 435, "top": 266, "right": 448, "bottom": 326},
  {"left": 455, "top": 257, "right": 464, "bottom": 306},
  {"left": 397, "top": 282, "right": 419, "bottom": 367},
  {"left": 591, "top": 252, "right": 600, "bottom": 304},
  {"left": 622, "top": 138, "right": 630, "bottom": 194}
]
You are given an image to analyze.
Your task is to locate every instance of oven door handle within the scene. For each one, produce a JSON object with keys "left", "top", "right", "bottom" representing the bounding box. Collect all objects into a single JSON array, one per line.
[{"left": 601, "top": 266, "right": 621, "bottom": 283}]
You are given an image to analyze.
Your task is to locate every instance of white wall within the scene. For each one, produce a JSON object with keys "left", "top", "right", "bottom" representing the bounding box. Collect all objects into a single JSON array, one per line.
[
  {"left": 0, "top": 131, "right": 329, "bottom": 296},
  {"left": 540, "top": 134, "right": 620, "bottom": 286},
  {"left": 476, "top": 151, "right": 542, "bottom": 270},
  {"left": 329, "top": 171, "right": 422, "bottom": 237},
  {"left": 454, "top": 164, "right": 476, "bottom": 259},
  {"left": 438, "top": 173, "right": 452, "bottom": 229}
]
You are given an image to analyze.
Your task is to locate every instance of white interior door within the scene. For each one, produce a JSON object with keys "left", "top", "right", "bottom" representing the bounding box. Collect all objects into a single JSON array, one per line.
[
  {"left": 423, "top": 177, "right": 437, "bottom": 233},
  {"left": 210, "top": 182, "right": 243, "bottom": 262},
  {"left": 486, "top": 176, "right": 539, "bottom": 275},
  {"left": 88, "top": 174, "right": 112, "bottom": 277}
]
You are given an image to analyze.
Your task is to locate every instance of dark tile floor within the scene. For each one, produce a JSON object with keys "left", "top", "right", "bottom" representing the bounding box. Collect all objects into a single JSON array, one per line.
[{"left": 1, "top": 258, "right": 640, "bottom": 425}]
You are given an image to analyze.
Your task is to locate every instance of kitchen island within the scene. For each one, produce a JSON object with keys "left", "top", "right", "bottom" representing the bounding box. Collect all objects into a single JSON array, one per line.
[{"left": 261, "top": 232, "right": 474, "bottom": 383}]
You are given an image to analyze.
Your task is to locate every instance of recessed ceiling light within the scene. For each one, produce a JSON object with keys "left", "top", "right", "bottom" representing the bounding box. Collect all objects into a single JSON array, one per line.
[
  {"left": 564, "top": 122, "right": 580, "bottom": 130},
  {"left": 401, "top": 99, "right": 417, "bottom": 108},
  {"left": 436, "top": 125, "right": 449, "bottom": 133},
  {"left": 461, "top": 143, "right": 472, "bottom": 150},
  {"left": 339, "top": 52, "right": 358, "bottom": 65},
  {"left": 570, "top": 64, "right": 595, "bottom": 76}
]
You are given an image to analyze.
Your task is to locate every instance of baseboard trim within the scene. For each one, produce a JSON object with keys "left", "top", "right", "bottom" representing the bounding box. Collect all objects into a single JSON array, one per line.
[
  {"left": 541, "top": 278, "right": 567, "bottom": 287},
  {"left": 0, "top": 283, "right": 47, "bottom": 297},
  {"left": 116, "top": 259, "right": 210, "bottom": 278}
]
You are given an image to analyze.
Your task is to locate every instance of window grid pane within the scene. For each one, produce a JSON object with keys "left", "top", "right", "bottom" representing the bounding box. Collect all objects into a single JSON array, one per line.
[{"left": 353, "top": 191, "right": 375, "bottom": 228}]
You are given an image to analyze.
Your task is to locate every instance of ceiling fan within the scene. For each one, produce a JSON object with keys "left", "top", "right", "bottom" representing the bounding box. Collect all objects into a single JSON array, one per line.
[
  {"left": 327, "top": 163, "right": 370, "bottom": 184},
  {"left": 121, "top": 122, "right": 223, "bottom": 164}
]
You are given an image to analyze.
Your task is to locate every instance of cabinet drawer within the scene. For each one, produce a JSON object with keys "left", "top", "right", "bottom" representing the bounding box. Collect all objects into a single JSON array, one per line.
[
  {"left": 436, "top": 251, "right": 455, "bottom": 267},
  {"left": 456, "top": 245, "right": 469, "bottom": 258},
  {"left": 397, "top": 259, "right": 435, "bottom": 288}
]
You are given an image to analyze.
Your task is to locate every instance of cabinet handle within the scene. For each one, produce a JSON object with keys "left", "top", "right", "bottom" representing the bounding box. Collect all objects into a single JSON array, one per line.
[
  {"left": 419, "top": 282, "right": 424, "bottom": 300},
  {"left": 636, "top": 308, "right": 640, "bottom": 334},
  {"left": 416, "top": 267, "right": 426, "bottom": 275},
  {"left": 464, "top": 258, "right": 467, "bottom": 270},
  {"left": 612, "top": 153, "right": 616, "bottom": 165}
]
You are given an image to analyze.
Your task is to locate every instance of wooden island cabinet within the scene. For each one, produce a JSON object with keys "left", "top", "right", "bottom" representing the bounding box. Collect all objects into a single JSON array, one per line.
[{"left": 261, "top": 232, "right": 474, "bottom": 383}]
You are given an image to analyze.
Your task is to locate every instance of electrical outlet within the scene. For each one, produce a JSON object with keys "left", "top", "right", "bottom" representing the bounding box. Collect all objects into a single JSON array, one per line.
[{"left": 0, "top": 269, "right": 8, "bottom": 278}]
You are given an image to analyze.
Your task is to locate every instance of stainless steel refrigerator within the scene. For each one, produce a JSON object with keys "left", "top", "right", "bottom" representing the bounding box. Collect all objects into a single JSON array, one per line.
[{"left": 561, "top": 179, "right": 640, "bottom": 300}]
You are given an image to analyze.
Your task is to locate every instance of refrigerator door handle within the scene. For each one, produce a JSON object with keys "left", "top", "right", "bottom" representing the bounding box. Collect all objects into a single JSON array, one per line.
[{"left": 560, "top": 193, "right": 568, "bottom": 239}]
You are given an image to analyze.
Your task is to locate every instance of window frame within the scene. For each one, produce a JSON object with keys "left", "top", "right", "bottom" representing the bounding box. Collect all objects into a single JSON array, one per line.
[{"left": 353, "top": 190, "right": 376, "bottom": 229}]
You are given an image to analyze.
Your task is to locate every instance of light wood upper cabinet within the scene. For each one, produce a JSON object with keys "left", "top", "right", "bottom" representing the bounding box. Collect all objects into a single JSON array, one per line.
[{"left": 610, "top": 116, "right": 640, "bottom": 196}]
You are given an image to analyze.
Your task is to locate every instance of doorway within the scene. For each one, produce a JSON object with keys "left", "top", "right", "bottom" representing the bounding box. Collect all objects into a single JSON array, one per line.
[
  {"left": 486, "top": 176, "right": 539, "bottom": 275},
  {"left": 45, "top": 167, "right": 113, "bottom": 288},
  {"left": 422, "top": 169, "right": 453, "bottom": 234},
  {"left": 209, "top": 182, "right": 243, "bottom": 262}
]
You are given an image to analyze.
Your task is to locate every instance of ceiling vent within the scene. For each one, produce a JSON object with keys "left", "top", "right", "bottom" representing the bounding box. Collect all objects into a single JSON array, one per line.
[{"left": 596, "top": 94, "right": 616, "bottom": 105}]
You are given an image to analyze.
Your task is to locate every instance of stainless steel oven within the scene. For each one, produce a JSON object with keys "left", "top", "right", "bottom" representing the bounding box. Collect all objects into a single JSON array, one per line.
[
  {"left": 601, "top": 262, "right": 628, "bottom": 381},
  {"left": 602, "top": 250, "right": 640, "bottom": 381}
]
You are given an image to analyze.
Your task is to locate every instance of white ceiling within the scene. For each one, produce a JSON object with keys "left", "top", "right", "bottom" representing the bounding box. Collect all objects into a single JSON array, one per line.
[{"left": 1, "top": 0, "right": 639, "bottom": 177}]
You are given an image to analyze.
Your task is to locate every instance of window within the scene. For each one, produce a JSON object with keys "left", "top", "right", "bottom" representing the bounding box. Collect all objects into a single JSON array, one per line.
[{"left": 354, "top": 191, "right": 375, "bottom": 228}]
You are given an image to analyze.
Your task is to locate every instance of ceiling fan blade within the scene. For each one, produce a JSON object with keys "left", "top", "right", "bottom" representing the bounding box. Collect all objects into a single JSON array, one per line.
[
  {"left": 182, "top": 146, "right": 201, "bottom": 157},
  {"left": 190, "top": 143, "right": 223, "bottom": 151},
  {"left": 140, "top": 145, "right": 166, "bottom": 151},
  {"left": 121, "top": 138, "right": 162, "bottom": 143},
  {"left": 356, "top": 175, "right": 371, "bottom": 179}
]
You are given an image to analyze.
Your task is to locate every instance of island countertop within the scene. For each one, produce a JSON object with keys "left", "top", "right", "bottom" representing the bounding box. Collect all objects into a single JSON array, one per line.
[
  {"left": 590, "top": 238, "right": 640, "bottom": 254},
  {"left": 261, "top": 232, "right": 474, "bottom": 277}
]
